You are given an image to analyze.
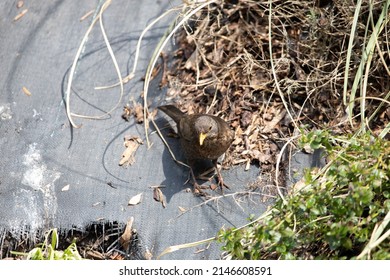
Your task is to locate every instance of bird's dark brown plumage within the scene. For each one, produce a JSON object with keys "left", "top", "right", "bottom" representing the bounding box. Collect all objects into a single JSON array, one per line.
[{"left": 158, "top": 105, "right": 234, "bottom": 193}]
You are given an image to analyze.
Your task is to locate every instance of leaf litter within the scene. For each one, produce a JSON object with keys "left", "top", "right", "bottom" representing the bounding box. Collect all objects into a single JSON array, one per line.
[
  {"left": 157, "top": 0, "right": 390, "bottom": 191},
  {"left": 152, "top": 186, "right": 167, "bottom": 208},
  {"left": 128, "top": 192, "right": 143, "bottom": 206},
  {"left": 119, "top": 136, "right": 143, "bottom": 166}
]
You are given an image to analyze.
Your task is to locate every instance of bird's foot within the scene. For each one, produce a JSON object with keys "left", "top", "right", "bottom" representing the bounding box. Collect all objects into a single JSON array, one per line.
[
  {"left": 211, "top": 160, "right": 230, "bottom": 193},
  {"left": 188, "top": 168, "right": 210, "bottom": 197},
  {"left": 193, "top": 182, "right": 210, "bottom": 197},
  {"left": 196, "top": 169, "right": 228, "bottom": 194},
  {"left": 216, "top": 174, "right": 230, "bottom": 193}
]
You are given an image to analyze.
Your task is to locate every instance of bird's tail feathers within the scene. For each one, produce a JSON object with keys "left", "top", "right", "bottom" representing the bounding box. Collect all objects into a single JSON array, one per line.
[{"left": 157, "top": 105, "right": 184, "bottom": 124}]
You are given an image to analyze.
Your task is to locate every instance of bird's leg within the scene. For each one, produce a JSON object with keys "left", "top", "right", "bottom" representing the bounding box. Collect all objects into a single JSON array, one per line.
[
  {"left": 189, "top": 166, "right": 209, "bottom": 196},
  {"left": 212, "top": 159, "right": 230, "bottom": 191},
  {"left": 198, "top": 166, "right": 215, "bottom": 180}
]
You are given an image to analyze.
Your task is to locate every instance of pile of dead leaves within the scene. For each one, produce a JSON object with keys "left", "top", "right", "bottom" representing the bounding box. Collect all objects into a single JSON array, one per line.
[{"left": 160, "top": 0, "right": 389, "bottom": 183}]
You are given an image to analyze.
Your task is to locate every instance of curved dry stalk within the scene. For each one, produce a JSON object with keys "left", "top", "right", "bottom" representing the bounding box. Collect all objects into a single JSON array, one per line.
[
  {"left": 95, "top": 7, "right": 181, "bottom": 90},
  {"left": 157, "top": 207, "right": 274, "bottom": 259},
  {"left": 370, "top": 9, "right": 390, "bottom": 77},
  {"left": 343, "top": 0, "right": 362, "bottom": 107},
  {"left": 357, "top": 210, "right": 390, "bottom": 259},
  {"left": 65, "top": 3, "right": 108, "bottom": 128},
  {"left": 275, "top": 135, "right": 299, "bottom": 204},
  {"left": 143, "top": 0, "right": 217, "bottom": 148},
  {"left": 150, "top": 117, "right": 189, "bottom": 168},
  {"left": 347, "top": 1, "right": 390, "bottom": 125},
  {"left": 267, "top": 2, "right": 298, "bottom": 131},
  {"left": 73, "top": 1, "right": 124, "bottom": 119},
  {"left": 349, "top": 96, "right": 390, "bottom": 108},
  {"left": 65, "top": 0, "right": 123, "bottom": 127},
  {"left": 295, "top": 59, "right": 344, "bottom": 125},
  {"left": 349, "top": 95, "right": 390, "bottom": 137}
]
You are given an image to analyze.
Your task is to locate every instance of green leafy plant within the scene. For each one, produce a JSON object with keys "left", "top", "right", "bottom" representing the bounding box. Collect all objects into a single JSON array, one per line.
[
  {"left": 12, "top": 229, "right": 83, "bottom": 260},
  {"left": 219, "top": 131, "right": 390, "bottom": 259}
]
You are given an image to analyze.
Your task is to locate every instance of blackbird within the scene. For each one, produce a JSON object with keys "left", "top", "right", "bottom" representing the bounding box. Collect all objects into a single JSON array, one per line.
[{"left": 158, "top": 105, "right": 234, "bottom": 193}]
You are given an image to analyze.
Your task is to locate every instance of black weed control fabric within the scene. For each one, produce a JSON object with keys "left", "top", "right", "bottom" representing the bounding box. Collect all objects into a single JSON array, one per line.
[
  {"left": 0, "top": 0, "right": 277, "bottom": 259},
  {"left": 0, "top": 0, "right": 326, "bottom": 260}
]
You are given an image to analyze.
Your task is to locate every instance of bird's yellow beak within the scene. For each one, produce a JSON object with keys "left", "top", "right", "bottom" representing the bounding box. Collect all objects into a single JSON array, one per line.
[{"left": 199, "top": 132, "right": 208, "bottom": 146}]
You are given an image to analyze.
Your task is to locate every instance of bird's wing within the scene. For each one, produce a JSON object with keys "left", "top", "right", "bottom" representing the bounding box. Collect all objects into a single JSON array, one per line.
[{"left": 178, "top": 117, "right": 195, "bottom": 142}]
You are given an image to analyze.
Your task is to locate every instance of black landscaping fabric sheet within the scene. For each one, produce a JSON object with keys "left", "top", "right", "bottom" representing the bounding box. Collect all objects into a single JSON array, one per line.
[{"left": 0, "top": 0, "right": 271, "bottom": 259}]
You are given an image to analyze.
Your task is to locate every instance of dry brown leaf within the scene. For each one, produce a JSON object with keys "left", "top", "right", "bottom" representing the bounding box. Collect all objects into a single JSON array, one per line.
[
  {"left": 303, "top": 143, "right": 314, "bottom": 154},
  {"left": 159, "top": 52, "right": 168, "bottom": 88},
  {"left": 121, "top": 105, "right": 132, "bottom": 122},
  {"left": 245, "top": 159, "right": 251, "bottom": 171},
  {"left": 248, "top": 128, "right": 259, "bottom": 142},
  {"left": 240, "top": 110, "right": 252, "bottom": 128},
  {"left": 128, "top": 193, "right": 143, "bottom": 206},
  {"left": 184, "top": 50, "right": 198, "bottom": 71},
  {"left": 14, "top": 9, "right": 27, "bottom": 21},
  {"left": 121, "top": 102, "right": 146, "bottom": 123},
  {"left": 119, "top": 217, "right": 134, "bottom": 250},
  {"left": 153, "top": 187, "right": 166, "bottom": 208},
  {"left": 263, "top": 109, "right": 286, "bottom": 133},
  {"left": 22, "top": 86, "right": 31, "bottom": 96},
  {"left": 133, "top": 103, "right": 144, "bottom": 123},
  {"left": 151, "top": 64, "right": 161, "bottom": 81},
  {"left": 258, "top": 153, "right": 272, "bottom": 163},
  {"left": 119, "top": 136, "right": 143, "bottom": 166}
]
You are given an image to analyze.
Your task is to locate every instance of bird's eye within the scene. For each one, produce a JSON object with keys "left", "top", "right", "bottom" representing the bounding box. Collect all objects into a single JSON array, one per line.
[{"left": 208, "top": 125, "right": 212, "bottom": 131}]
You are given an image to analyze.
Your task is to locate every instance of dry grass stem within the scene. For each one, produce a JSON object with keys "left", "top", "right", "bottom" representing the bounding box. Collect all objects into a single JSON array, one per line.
[{"left": 65, "top": 0, "right": 124, "bottom": 128}]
